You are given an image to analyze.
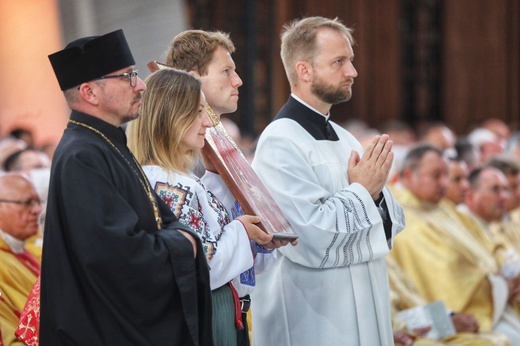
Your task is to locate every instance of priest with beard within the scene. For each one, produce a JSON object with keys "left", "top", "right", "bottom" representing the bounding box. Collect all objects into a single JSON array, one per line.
[{"left": 251, "top": 16, "right": 406, "bottom": 346}]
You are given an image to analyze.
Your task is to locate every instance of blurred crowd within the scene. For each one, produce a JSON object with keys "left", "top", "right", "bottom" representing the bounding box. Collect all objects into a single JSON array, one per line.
[
  {"left": 339, "top": 117, "right": 520, "bottom": 345},
  {"left": 2, "top": 115, "right": 520, "bottom": 345}
]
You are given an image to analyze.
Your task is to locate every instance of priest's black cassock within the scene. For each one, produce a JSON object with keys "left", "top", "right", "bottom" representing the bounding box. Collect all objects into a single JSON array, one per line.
[{"left": 39, "top": 111, "right": 213, "bottom": 345}]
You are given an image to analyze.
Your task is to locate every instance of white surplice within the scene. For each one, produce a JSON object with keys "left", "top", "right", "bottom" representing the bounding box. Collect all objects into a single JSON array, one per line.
[{"left": 250, "top": 96, "right": 406, "bottom": 346}]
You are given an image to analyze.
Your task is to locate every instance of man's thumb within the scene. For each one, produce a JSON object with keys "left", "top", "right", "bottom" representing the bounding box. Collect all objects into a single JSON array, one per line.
[{"left": 348, "top": 150, "right": 360, "bottom": 168}]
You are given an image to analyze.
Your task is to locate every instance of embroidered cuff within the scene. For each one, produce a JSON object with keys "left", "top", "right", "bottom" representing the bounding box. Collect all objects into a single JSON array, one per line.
[{"left": 252, "top": 241, "right": 274, "bottom": 254}]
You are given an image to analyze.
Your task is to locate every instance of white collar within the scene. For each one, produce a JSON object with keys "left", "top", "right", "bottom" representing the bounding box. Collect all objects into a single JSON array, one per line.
[
  {"left": 291, "top": 93, "right": 331, "bottom": 120},
  {"left": 0, "top": 229, "right": 25, "bottom": 254}
]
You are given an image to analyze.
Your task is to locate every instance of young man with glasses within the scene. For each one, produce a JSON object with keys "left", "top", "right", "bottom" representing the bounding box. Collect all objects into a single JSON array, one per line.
[
  {"left": 0, "top": 173, "right": 42, "bottom": 346},
  {"left": 39, "top": 29, "right": 213, "bottom": 345}
]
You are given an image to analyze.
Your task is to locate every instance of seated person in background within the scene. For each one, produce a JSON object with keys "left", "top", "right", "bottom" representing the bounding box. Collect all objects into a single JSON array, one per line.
[
  {"left": 467, "top": 128, "right": 504, "bottom": 167},
  {"left": 0, "top": 173, "right": 42, "bottom": 346},
  {"left": 0, "top": 138, "right": 27, "bottom": 172},
  {"left": 8, "top": 128, "right": 35, "bottom": 149},
  {"left": 390, "top": 144, "right": 520, "bottom": 344},
  {"left": 457, "top": 166, "right": 520, "bottom": 311},
  {"left": 444, "top": 157, "right": 470, "bottom": 206},
  {"left": 458, "top": 166, "right": 519, "bottom": 259},
  {"left": 504, "top": 132, "right": 520, "bottom": 163},
  {"left": 417, "top": 121, "right": 457, "bottom": 159},
  {"left": 2, "top": 148, "right": 50, "bottom": 173},
  {"left": 380, "top": 119, "right": 417, "bottom": 147},
  {"left": 3, "top": 148, "right": 51, "bottom": 258},
  {"left": 455, "top": 138, "right": 481, "bottom": 172},
  {"left": 486, "top": 156, "right": 520, "bottom": 240},
  {"left": 458, "top": 166, "right": 511, "bottom": 230},
  {"left": 388, "top": 256, "right": 511, "bottom": 346},
  {"left": 482, "top": 119, "right": 511, "bottom": 148}
]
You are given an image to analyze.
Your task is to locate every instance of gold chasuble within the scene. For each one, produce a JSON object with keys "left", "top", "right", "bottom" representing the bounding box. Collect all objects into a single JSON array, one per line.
[
  {"left": 510, "top": 208, "right": 520, "bottom": 225},
  {"left": 0, "top": 237, "right": 39, "bottom": 345},
  {"left": 492, "top": 208, "right": 520, "bottom": 319},
  {"left": 489, "top": 217, "right": 520, "bottom": 261},
  {"left": 387, "top": 256, "right": 510, "bottom": 346},
  {"left": 479, "top": 212, "right": 520, "bottom": 319},
  {"left": 390, "top": 187, "right": 499, "bottom": 331},
  {"left": 24, "top": 232, "right": 43, "bottom": 263}
]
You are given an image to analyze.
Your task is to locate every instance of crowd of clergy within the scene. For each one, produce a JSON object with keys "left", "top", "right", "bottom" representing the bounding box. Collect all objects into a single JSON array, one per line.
[
  {"left": 350, "top": 118, "right": 520, "bottom": 345},
  {"left": 1, "top": 116, "right": 520, "bottom": 345}
]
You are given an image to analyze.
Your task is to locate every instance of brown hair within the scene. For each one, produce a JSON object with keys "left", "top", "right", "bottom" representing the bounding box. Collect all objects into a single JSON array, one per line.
[
  {"left": 399, "top": 144, "right": 444, "bottom": 177},
  {"left": 127, "top": 68, "right": 202, "bottom": 174},
  {"left": 280, "top": 16, "right": 354, "bottom": 85},
  {"left": 166, "top": 30, "right": 235, "bottom": 76}
]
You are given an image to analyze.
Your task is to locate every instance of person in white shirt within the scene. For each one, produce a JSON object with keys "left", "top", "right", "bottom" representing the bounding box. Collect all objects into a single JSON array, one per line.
[{"left": 251, "top": 16, "right": 406, "bottom": 346}]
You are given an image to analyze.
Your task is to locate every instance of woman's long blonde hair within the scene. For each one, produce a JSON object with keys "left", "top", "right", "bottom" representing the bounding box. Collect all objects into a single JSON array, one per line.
[{"left": 127, "top": 68, "right": 202, "bottom": 174}]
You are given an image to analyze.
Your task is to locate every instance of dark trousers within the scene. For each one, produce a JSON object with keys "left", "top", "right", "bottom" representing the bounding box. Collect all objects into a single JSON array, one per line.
[{"left": 236, "top": 312, "right": 250, "bottom": 346}]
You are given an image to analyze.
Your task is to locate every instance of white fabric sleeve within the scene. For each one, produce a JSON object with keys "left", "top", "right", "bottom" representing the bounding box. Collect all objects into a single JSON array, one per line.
[
  {"left": 208, "top": 219, "right": 254, "bottom": 289},
  {"left": 488, "top": 273, "right": 510, "bottom": 325},
  {"left": 202, "top": 170, "right": 277, "bottom": 275},
  {"left": 252, "top": 122, "right": 405, "bottom": 269}
]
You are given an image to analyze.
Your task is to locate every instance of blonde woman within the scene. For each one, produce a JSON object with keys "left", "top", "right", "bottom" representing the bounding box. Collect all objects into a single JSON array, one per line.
[{"left": 127, "top": 68, "right": 272, "bottom": 345}]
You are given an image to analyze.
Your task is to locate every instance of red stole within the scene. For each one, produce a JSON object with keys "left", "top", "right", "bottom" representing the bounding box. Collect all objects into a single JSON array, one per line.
[{"left": 229, "top": 282, "right": 244, "bottom": 330}]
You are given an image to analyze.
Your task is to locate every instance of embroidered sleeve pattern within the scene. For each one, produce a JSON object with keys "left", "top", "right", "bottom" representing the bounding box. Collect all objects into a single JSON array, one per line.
[
  {"left": 196, "top": 177, "right": 231, "bottom": 229},
  {"left": 154, "top": 180, "right": 217, "bottom": 261},
  {"left": 154, "top": 179, "right": 234, "bottom": 263},
  {"left": 317, "top": 190, "right": 376, "bottom": 268}
]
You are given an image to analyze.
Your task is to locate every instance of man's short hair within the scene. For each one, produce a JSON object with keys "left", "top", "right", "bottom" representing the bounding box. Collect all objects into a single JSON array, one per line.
[
  {"left": 399, "top": 144, "right": 444, "bottom": 177},
  {"left": 166, "top": 30, "right": 235, "bottom": 76},
  {"left": 486, "top": 155, "right": 520, "bottom": 176},
  {"left": 467, "top": 167, "right": 485, "bottom": 190},
  {"left": 3, "top": 149, "right": 25, "bottom": 171},
  {"left": 280, "top": 16, "right": 354, "bottom": 86}
]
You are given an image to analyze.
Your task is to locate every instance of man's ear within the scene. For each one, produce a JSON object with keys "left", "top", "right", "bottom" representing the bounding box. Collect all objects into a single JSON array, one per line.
[
  {"left": 464, "top": 189, "right": 475, "bottom": 205},
  {"left": 400, "top": 167, "right": 412, "bottom": 184},
  {"left": 295, "top": 61, "right": 312, "bottom": 83},
  {"left": 77, "top": 82, "right": 99, "bottom": 105}
]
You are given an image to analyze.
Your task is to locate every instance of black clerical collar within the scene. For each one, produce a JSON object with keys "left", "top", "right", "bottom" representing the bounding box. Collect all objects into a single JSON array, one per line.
[
  {"left": 69, "top": 111, "right": 128, "bottom": 146},
  {"left": 291, "top": 93, "right": 330, "bottom": 119},
  {"left": 274, "top": 96, "right": 339, "bottom": 141}
]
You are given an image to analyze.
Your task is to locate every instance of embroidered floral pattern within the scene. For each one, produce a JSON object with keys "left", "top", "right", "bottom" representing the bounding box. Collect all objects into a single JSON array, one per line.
[
  {"left": 154, "top": 179, "right": 232, "bottom": 262},
  {"left": 197, "top": 177, "right": 230, "bottom": 231},
  {"left": 240, "top": 267, "right": 255, "bottom": 286},
  {"left": 15, "top": 276, "right": 40, "bottom": 346}
]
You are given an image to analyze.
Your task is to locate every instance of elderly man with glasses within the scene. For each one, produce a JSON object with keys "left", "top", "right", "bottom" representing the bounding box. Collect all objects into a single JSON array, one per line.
[{"left": 0, "top": 173, "right": 42, "bottom": 346}]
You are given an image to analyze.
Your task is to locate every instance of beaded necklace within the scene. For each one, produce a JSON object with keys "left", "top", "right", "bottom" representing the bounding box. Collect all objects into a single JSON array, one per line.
[{"left": 69, "top": 119, "right": 162, "bottom": 229}]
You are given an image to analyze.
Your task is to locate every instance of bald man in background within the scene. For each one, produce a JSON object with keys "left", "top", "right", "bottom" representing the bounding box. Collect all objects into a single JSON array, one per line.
[{"left": 0, "top": 173, "right": 42, "bottom": 346}]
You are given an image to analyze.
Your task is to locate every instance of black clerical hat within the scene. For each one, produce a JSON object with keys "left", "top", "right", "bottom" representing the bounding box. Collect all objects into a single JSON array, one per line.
[{"left": 48, "top": 29, "right": 135, "bottom": 91}]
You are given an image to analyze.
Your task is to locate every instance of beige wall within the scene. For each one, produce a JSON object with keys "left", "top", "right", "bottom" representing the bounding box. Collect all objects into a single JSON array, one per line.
[
  {"left": 0, "top": 0, "right": 188, "bottom": 148},
  {"left": 0, "top": 0, "right": 69, "bottom": 147}
]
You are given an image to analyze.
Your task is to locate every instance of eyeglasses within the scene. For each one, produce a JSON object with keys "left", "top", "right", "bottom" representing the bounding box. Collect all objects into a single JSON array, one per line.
[
  {"left": 98, "top": 69, "right": 139, "bottom": 87},
  {"left": 0, "top": 199, "right": 42, "bottom": 208},
  {"left": 487, "top": 186, "right": 510, "bottom": 196}
]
